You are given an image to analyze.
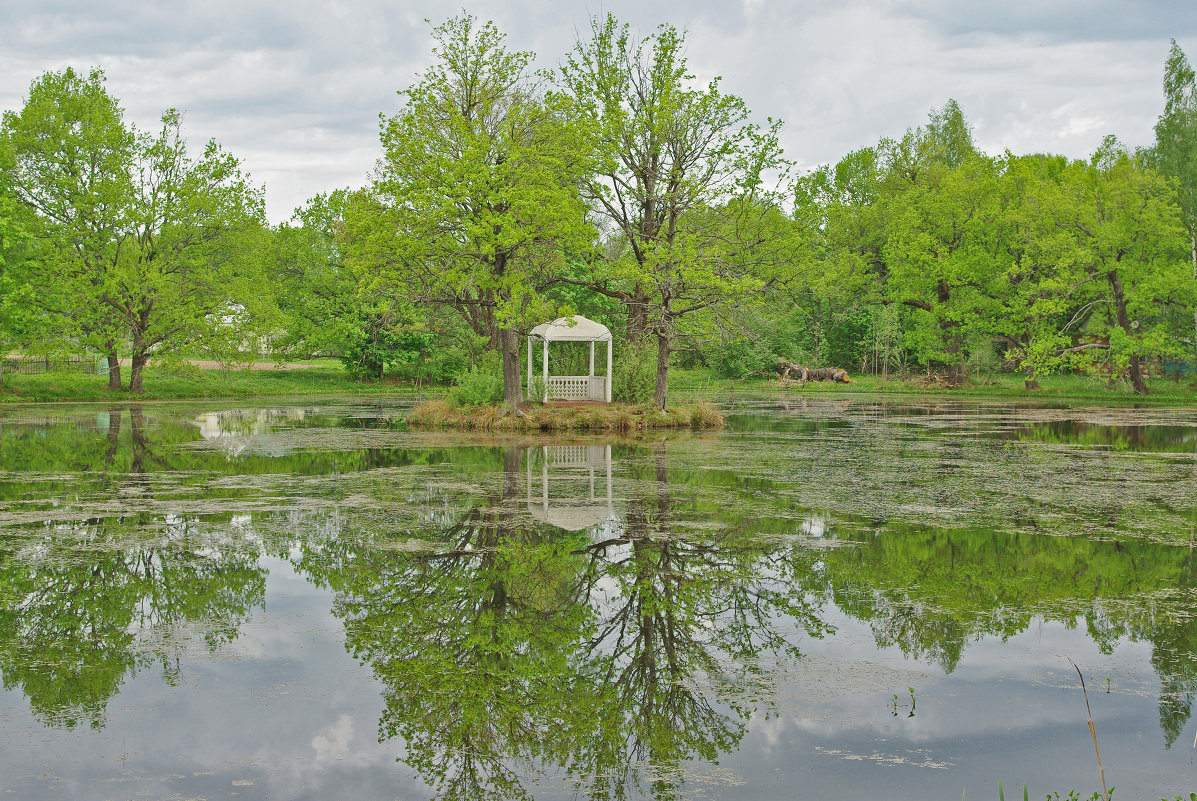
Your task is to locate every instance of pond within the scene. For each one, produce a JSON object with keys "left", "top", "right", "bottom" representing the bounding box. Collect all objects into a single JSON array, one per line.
[{"left": 0, "top": 396, "right": 1194, "bottom": 800}]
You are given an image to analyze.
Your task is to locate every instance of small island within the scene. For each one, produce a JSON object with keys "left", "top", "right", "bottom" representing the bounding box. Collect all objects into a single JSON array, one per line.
[{"left": 408, "top": 399, "right": 724, "bottom": 432}]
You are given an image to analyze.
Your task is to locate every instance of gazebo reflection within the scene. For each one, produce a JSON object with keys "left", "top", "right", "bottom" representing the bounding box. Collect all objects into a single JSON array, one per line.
[{"left": 525, "top": 444, "right": 616, "bottom": 531}]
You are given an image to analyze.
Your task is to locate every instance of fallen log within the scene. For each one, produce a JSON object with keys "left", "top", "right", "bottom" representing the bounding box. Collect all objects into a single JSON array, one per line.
[{"left": 775, "top": 359, "right": 850, "bottom": 383}]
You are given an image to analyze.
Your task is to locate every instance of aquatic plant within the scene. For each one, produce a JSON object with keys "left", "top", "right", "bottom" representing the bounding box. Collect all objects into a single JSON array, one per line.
[{"left": 1069, "top": 658, "right": 1112, "bottom": 801}]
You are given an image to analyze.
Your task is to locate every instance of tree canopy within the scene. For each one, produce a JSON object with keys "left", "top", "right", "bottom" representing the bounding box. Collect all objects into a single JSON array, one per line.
[{"left": 1, "top": 21, "right": 1194, "bottom": 399}]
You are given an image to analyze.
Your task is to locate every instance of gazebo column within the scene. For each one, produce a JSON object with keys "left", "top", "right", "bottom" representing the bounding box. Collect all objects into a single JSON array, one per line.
[
  {"left": 605, "top": 339, "right": 613, "bottom": 402},
  {"left": 589, "top": 342, "right": 596, "bottom": 401},
  {"left": 526, "top": 337, "right": 533, "bottom": 400},
  {"left": 542, "top": 338, "right": 550, "bottom": 403}
]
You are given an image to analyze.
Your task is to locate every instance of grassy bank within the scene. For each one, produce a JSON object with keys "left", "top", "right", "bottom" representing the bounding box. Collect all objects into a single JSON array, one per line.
[
  {"left": 2, "top": 363, "right": 1194, "bottom": 406},
  {"left": 0, "top": 365, "right": 422, "bottom": 403},
  {"left": 408, "top": 400, "right": 724, "bottom": 432},
  {"left": 671, "top": 368, "right": 1197, "bottom": 405}
]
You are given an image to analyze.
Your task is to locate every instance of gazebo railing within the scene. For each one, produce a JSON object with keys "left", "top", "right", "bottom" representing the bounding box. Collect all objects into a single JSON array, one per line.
[{"left": 546, "top": 375, "right": 607, "bottom": 401}]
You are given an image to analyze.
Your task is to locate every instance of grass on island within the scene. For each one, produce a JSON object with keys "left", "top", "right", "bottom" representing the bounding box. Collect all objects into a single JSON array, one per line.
[{"left": 408, "top": 399, "right": 725, "bottom": 432}]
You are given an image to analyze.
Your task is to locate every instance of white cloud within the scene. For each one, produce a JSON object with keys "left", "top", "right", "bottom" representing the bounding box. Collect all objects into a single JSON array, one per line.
[{"left": 2, "top": 0, "right": 1194, "bottom": 222}]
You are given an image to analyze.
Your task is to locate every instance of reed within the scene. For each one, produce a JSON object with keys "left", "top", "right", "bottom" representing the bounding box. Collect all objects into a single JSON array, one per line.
[{"left": 1068, "top": 658, "right": 1111, "bottom": 801}]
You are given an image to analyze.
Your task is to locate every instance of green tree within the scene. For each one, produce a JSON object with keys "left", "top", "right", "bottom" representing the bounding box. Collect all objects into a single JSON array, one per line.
[
  {"left": 0, "top": 187, "right": 38, "bottom": 382},
  {"left": 1, "top": 68, "right": 266, "bottom": 393},
  {"left": 271, "top": 191, "right": 432, "bottom": 379},
  {"left": 356, "top": 14, "right": 592, "bottom": 407},
  {"left": 1153, "top": 39, "right": 1197, "bottom": 360},
  {"left": 881, "top": 152, "right": 1004, "bottom": 383},
  {"left": 791, "top": 101, "right": 989, "bottom": 381},
  {"left": 116, "top": 110, "right": 266, "bottom": 391},
  {"left": 1042, "top": 140, "right": 1190, "bottom": 393},
  {"left": 0, "top": 67, "right": 134, "bottom": 387},
  {"left": 559, "top": 15, "right": 791, "bottom": 408}
]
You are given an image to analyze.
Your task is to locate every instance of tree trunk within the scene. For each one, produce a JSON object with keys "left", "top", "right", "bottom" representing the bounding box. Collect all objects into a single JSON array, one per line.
[
  {"left": 626, "top": 285, "right": 649, "bottom": 341},
  {"left": 1107, "top": 269, "right": 1147, "bottom": 395},
  {"left": 1190, "top": 226, "right": 1196, "bottom": 367},
  {"left": 499, "top": 327, "right": 523, "bottom": 410},
  {"left": 106, "top": 348, "right": 122, "bottom": 391},
  {"left": 129, "top": 344, "right": 149, "bottom": 394},
  {"left": 937, "top": 280, "right": 967, "bottom": 386},
  {"left": 130, "top": 405, "right": 147, "bottom": 473},
  {"left": 104, "top": 407, "right": 122, "bottom": 466},
  {"left": 653, "top": 331, "right": 670, "bottom": 410}
]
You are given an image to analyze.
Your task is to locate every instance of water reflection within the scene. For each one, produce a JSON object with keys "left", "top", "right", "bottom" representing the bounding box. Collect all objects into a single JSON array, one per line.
[
  {"left": 0, "top": 401, "right": 1195, "bottom": 798},
  {"left": 296, "top": 442, "right": 830, "bottom": 800},
  {"left": 0, "top": 514, "right": 264, "bottom": 729},
  {"left": 566, "top": 441, "right": 830, "bottom": 800},
  {"left": 525, "top": 444, "right": 616, "bottom": 532},
  {"left": 298, "top": 445, "right": 589, "bottom": 800}
]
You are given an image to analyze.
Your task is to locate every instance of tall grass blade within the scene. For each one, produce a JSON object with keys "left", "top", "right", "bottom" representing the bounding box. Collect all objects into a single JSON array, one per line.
[{"left": 1068, "top": 658, "right": 1111, "bottom": 801}]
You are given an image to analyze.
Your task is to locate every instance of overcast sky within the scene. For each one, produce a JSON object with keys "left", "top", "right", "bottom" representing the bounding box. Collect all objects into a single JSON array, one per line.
[{"left": 2, "top": 0, "right": 1194, "bottom": 224}]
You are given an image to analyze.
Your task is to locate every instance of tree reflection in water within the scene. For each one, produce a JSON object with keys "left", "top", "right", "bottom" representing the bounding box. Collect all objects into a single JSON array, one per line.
[
  {"left": 0, "top": 407, "right": 267, "bottom": 729},
  {"left": 301, "top": 441, "right": 831, "bottom": 800},
  {"left": 1, "top": 404, "right": 1195, "bottom": 796}
]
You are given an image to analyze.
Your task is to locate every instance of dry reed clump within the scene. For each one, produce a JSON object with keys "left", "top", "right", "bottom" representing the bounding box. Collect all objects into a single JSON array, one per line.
[
  {"left": 406, "top": 399, "right": 456, "bottom": 427},
  {"left": 406, "top": 401, "right": 724, "bottom": 432},
  {"left": 689, "top": 400, "right": 724, "bottom": 428}
]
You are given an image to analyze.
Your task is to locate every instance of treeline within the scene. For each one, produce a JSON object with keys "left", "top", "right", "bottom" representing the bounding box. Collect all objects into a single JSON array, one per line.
[{"left": 1, "top": 15, "right": 1194, "bottom": 401}]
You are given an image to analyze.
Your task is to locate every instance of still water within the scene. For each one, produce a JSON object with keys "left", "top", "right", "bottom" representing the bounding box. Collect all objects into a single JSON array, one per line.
[{"left": 0, "top": 396, "right": 1194, "bottom": 800}]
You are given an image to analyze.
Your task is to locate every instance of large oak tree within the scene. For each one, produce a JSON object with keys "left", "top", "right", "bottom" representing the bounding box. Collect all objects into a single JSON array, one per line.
[{"left": 357, "top": 15, "right": 593, "bottom": 408}]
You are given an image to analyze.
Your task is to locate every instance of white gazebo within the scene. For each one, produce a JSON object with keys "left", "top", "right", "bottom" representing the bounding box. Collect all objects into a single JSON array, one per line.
[{"left": 527, "top": 315, "right": 612, "bottom": 403}]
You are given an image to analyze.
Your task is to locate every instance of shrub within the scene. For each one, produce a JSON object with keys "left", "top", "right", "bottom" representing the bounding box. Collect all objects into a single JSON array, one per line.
[
  {"left": 613, "top": 338, "right": 657, "bottom": 404},
  {"left": 689, "top": 400, "right": 724, "bottom": 428},
  {"left": 449, "top": 352, "right": 504, "bottom": 406},
  {"left": 709, "top": 338, "right": 776, "bottom": 379}
]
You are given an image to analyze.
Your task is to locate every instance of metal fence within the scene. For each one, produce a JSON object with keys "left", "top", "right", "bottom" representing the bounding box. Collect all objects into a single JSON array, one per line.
[{"left": 2, "top": 356, "right": 107, "bottom": 375}]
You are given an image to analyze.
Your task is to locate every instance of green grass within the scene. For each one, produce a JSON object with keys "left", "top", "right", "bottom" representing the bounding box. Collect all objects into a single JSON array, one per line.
[
  {"left": 671, "top": 368, "right": 1197, "bottom": 405},
  {"left": 0, "top": 365, "right": 426, "bottom": 403},
  {"left": 3, "top": 362, "right": 1195, "bottom": 406}
]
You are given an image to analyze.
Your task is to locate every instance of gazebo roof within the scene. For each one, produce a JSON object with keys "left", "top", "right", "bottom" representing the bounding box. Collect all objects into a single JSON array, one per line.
[
  {"left": 529, "top": 315, "right": 612, "bottom": 342},
  {"left": 527, "top": 502, "right": 614, "bottom": 532}
]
